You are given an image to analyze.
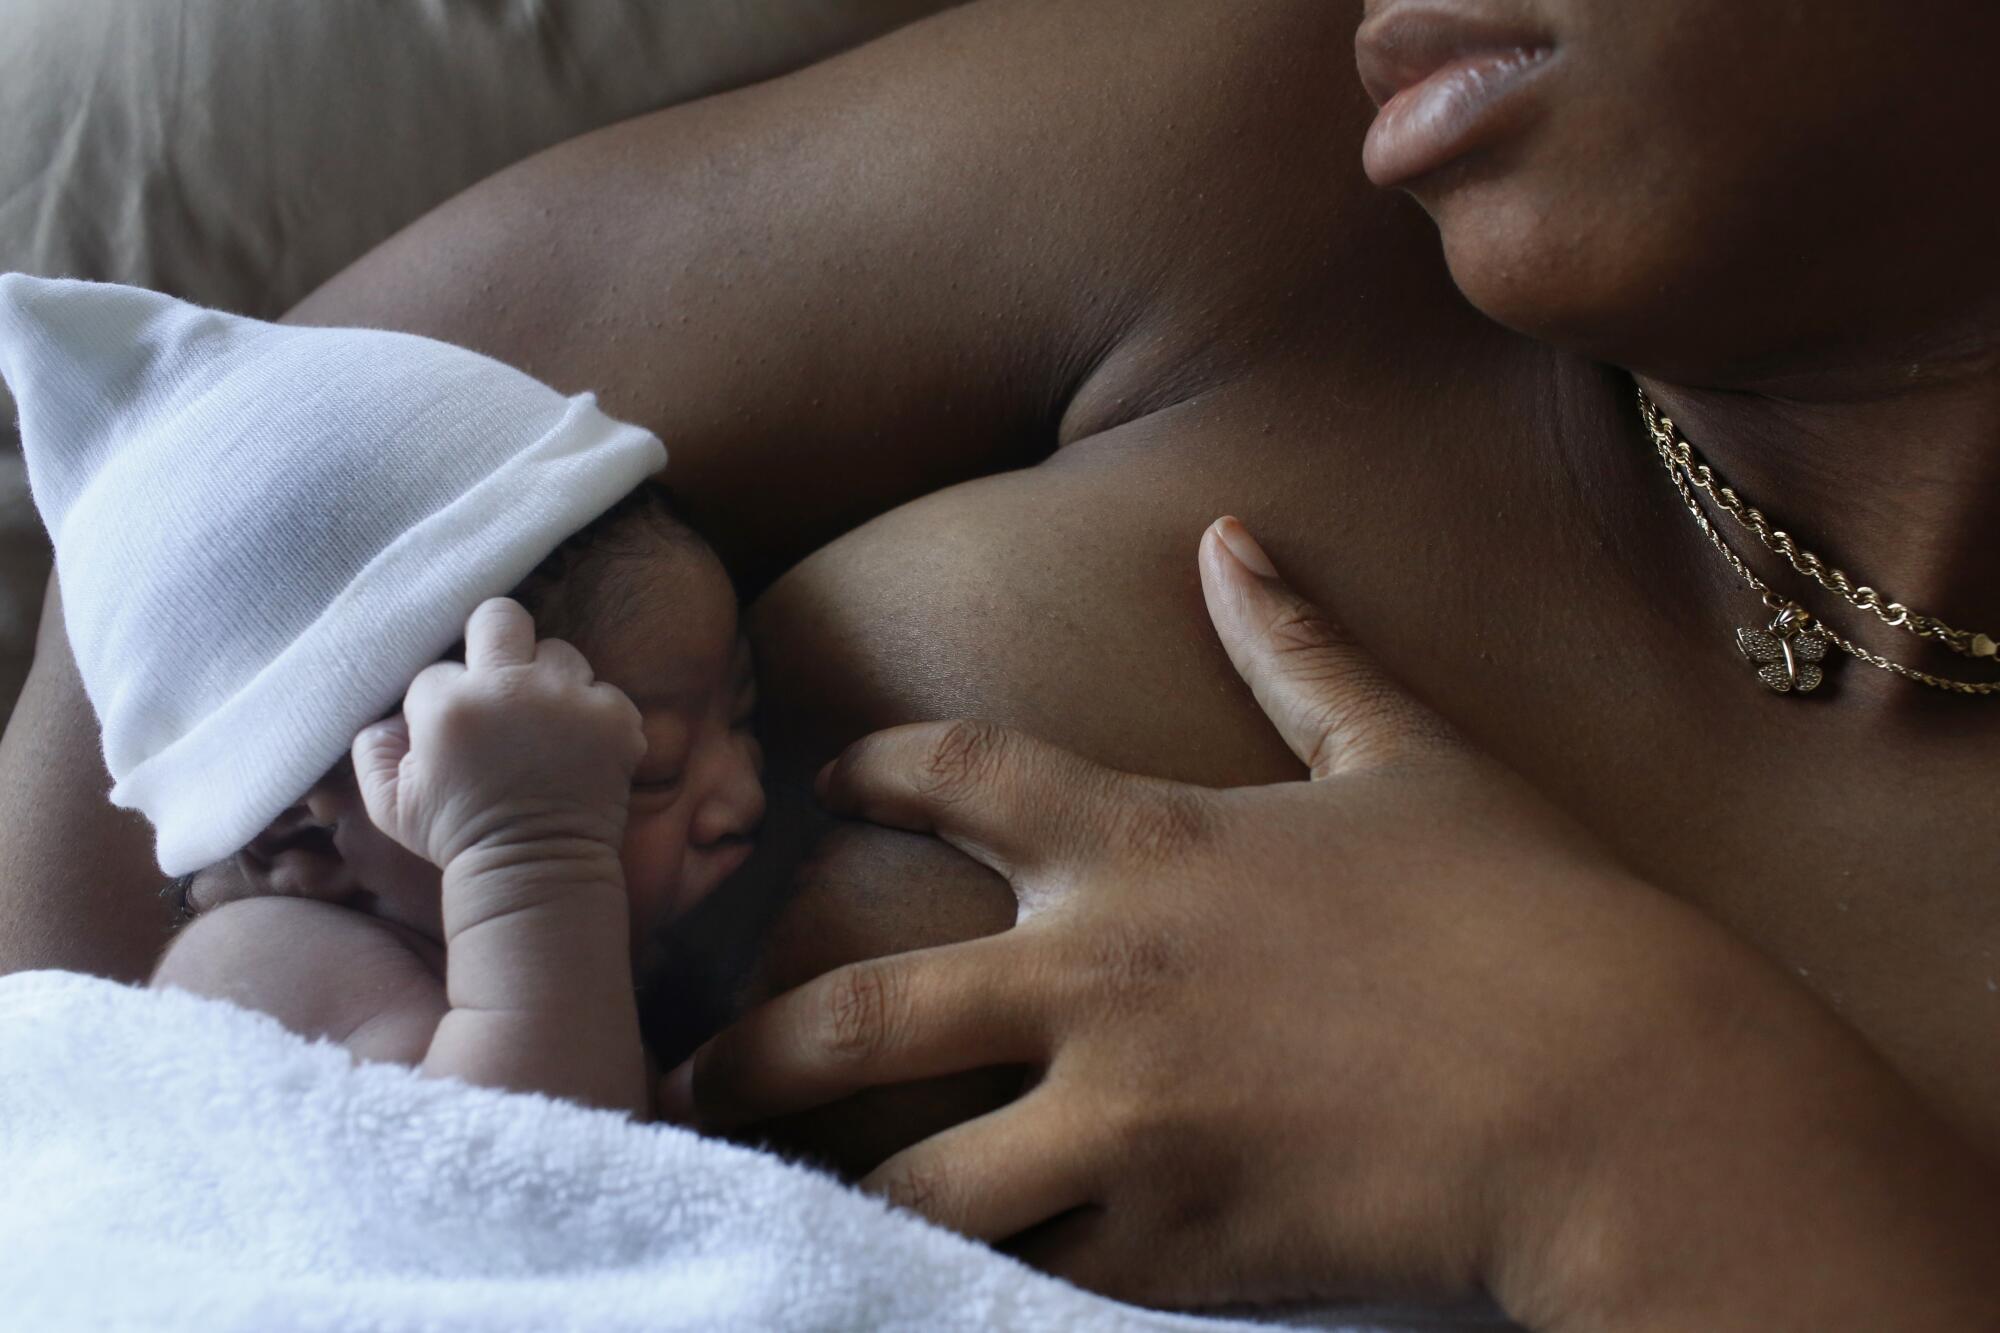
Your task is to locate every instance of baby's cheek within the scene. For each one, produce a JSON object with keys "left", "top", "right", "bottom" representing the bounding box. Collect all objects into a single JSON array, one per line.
[{"left": 620, "top": 806, "right": 690, "bottom": 938}]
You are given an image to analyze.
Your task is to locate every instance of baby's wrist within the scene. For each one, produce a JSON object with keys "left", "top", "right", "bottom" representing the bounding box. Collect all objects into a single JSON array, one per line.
[
  {"left": 448, "top": 828, "right": 626, "bottom": 878},
  {"left": 435, "top": 797, "right": 629, "bottom": 868},
  {"left": 426, "top": 839, "right": 647, "bottom": 1117},
  {"left": 441, "top": 836, "right": 628, "bottom": 931}
]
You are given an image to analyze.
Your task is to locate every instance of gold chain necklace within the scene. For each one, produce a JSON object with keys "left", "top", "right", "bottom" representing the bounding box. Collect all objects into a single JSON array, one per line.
[{"left": 1636, "top": 384, "right": 2000, "bottom": 697}]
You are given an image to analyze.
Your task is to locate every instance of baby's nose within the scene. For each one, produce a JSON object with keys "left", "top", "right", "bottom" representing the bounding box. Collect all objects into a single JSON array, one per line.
[
  {"left": 248, "top": 802, "right": 327, "bottom": 852},
  {"left": 692, "top": 757, "right": 767, "bottom": 846},
  {"left": 239, "top": 803, "right": 353, "bottom": 903}
]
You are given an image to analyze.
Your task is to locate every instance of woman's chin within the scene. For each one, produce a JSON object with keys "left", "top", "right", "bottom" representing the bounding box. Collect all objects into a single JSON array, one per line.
[{"left": 1429, "top": 202, "right": 1662, "bottom": 365}]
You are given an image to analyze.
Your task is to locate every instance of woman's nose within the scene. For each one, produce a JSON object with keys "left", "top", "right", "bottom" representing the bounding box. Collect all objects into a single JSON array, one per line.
[{"left": 690, "top": 749, "right": 767, "bottom": 847}]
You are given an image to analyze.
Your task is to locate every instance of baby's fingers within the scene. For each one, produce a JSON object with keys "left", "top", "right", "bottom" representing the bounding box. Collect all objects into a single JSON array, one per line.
[
  {"left": 590, "top": 680, "right": 648, "bottom": 770},
  {"left": 534, "top": 637, "right": 595, "bottom": 685},
  {"left": 351, "top": 714, "right": 412, "bottom": 832},
  {"left": 398, "top": 658, "right": 468, "bottom": 732},
  {"left": 464, "top": 597, "right": 537, "bottom": 670}
]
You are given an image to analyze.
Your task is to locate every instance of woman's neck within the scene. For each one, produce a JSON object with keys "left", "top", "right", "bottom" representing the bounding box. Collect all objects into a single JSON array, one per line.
[{"left": 1636, "top": 347, "right": 2000, "bottom": 665}]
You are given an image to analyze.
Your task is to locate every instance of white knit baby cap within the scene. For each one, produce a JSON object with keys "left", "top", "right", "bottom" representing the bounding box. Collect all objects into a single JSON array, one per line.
[{"left": 0, "top": 274, "right": 667, "bottom": 875}]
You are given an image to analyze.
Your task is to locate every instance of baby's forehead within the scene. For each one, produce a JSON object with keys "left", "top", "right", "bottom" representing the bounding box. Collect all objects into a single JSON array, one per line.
[
  {"left": 577, "top": 560, "right": 748, "bottom": 707},
  {"left": 616, "top": 636, "right": 752, "bottom": 717}
]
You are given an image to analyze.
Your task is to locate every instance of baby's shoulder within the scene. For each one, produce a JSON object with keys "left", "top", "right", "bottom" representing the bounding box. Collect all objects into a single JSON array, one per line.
[{"left": 152, "top": 896, "right": 445, "bottom": 1065}]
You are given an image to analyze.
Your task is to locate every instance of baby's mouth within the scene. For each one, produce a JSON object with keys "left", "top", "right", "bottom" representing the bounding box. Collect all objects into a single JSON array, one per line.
[{"left": 685, "top": 839, "right": 757, "bottom": 911}]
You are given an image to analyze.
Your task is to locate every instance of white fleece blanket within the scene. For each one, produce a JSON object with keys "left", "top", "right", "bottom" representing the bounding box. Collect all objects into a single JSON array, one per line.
[{"left": 0, "top": 971, "right": 1511, "bottom": 1333}]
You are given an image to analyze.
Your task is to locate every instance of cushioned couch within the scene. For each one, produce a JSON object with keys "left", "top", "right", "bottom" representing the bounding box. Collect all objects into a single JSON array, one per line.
[{"left": 0, "top": 0, "right": 960, "bottom": 719}]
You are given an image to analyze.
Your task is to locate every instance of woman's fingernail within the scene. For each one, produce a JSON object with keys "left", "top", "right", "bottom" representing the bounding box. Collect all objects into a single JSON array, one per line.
[
  {"left": 1215, "top": 517, "right": 1278, "bottom": 578},
  {"left": 658, "top": 1061, "right": 697, "bottom": 1125}
]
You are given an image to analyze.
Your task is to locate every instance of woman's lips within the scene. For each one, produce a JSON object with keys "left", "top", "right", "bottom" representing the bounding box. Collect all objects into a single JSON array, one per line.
[{"left": 1356, "top": 9, "right": 1554, "bottom": 188}]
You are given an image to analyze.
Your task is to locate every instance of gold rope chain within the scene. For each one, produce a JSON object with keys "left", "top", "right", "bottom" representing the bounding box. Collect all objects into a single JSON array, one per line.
[{"left": 1635, "top": 385, "right": 2000, "bottom": 697}]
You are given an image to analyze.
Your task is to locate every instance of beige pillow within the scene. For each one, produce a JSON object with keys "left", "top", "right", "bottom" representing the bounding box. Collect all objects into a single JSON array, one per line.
[{"left": 0, "top": 0, "right": 959, "bottom": 717}]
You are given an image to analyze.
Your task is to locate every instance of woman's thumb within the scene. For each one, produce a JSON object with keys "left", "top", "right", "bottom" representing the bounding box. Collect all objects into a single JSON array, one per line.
[{"left": 1199, "top": 518, "right": 1448, "bottom": 779}]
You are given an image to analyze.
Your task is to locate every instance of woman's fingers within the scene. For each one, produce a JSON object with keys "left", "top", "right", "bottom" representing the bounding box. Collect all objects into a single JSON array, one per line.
[
  {"left": 817, "top": 720, "right": 1123, "bottom": 881},
  {"left": 1199, "top": 517, "right": 1456, "bottom": 779},
  {"left": 861, "top": 1093, "right": 1098, "bottom": 1242},
  {"left": 669, "top": 935, "right": 1049, "bottom": 1130}
]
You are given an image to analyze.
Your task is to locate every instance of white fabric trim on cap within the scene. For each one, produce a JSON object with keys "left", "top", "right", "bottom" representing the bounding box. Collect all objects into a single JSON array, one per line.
[
  {"left": 119, "top": 396, "right": 662, "bottom": 875},
  {"left": 0, "top": 274, "right": 668, "bottom": 875}
]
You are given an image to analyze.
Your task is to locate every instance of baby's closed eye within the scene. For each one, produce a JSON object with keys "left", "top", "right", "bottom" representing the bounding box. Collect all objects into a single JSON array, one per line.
[
  {"left": 635, "top": 715, "right": 693, "bottom": 792},
  {"left": 633, "top": 747, "right": 689, "bottom": 793}
]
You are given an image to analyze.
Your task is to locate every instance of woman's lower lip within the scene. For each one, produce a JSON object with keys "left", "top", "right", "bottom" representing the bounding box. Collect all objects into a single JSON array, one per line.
[{"left": 1362, "top": 46, "right": 1553, "bottom": 188}]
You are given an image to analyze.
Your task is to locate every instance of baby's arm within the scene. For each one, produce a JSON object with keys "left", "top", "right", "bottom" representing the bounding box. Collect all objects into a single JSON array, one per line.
[
  {"left": 352, "top": 597, "right": 649, "bottom": 1117},
  {"left": 153, "top": 896, "right": 447, "bottom": 1066}
]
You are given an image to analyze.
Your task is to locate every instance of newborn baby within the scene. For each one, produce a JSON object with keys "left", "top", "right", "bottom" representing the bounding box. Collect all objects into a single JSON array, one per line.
[
  {"left": 0, "top": 273, "right": 758, "bottom": 1116},
  {"left": 153, "top": 487, "right": 762, "bottom": 1113}
]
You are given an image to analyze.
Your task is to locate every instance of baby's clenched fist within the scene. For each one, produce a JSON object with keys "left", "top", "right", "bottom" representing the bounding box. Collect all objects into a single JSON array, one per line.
[{"left": 352, "top": 598, "right": 646, "bottom": 871}]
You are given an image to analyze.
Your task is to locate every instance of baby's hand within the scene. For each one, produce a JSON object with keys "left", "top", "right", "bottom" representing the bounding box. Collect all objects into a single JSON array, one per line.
[
  {"left": 353, "top": 598, "right": 650, "bottom": 1116},
  {"left": 352, "top": 598, "right": 646, "bottom": 871}
]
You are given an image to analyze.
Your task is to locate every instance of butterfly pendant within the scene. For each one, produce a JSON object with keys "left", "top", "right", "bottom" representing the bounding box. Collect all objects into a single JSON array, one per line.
[{"left": 1735, "top": 608, "right": 1829, "bottom": 695}]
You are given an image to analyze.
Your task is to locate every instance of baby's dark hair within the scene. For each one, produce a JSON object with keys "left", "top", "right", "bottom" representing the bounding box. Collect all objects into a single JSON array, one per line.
[{"left": 510, "top": 484, "right": 714, "bottom": 651}]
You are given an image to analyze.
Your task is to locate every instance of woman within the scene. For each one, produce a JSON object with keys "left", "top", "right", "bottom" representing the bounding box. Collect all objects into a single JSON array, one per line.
[{"left": 3, "top": 0, "right": 1995, "bottom": 1325}]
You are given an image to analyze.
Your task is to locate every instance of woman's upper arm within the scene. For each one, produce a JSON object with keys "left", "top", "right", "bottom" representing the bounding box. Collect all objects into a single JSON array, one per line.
[
  {"left": 0, "top": 579, "right": 169, "bottom": 980},
  {"left": 286, "top": 0, "right": 1379, "bottom": 585},
  {"left": 1, "top": 0, "right": 1386, "bottom": 980}
]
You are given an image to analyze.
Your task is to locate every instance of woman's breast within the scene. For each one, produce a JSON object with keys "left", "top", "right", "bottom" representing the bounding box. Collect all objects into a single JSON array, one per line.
[
  {"left": 749, "top": 443, "right": 1309, "bottom": 793},
  {"left": 733, "top": 437, "right": 1324, "bottom": 1172},
  {"left": 743, "top": 420, "right": 2000, "bottom": 1166}
]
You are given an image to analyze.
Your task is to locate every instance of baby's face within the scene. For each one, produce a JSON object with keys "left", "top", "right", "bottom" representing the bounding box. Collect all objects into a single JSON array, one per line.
[
  {"left": 589, "top": 545, "right": 765, "bottom": 932},
  {"left": 185, "top": 543, "right": 764, "bottom": 950}
]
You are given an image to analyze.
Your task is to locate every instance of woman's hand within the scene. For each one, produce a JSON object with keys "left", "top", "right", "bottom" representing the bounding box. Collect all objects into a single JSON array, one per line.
[{"left": 668, "top": 520, "right": 2000, "bottom": 1328}]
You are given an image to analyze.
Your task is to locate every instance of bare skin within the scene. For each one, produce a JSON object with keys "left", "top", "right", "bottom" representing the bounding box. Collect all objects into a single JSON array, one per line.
[
  {"left": 149, "top": 543, "right": 765, "bottom": 1089},
  {"left": 159, "top": 599, "right": 653, "bottom": 1115},
  {"left": 686, "top": 526, "right": 1999, "bottom": 1324},
  {"left": 3, "top": 0, "right": 1997, "bottom": 1320}
]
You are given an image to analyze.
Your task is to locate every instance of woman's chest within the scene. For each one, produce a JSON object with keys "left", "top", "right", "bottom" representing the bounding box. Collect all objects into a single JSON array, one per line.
[{"left": 751, "top": 395, "right": 2000, "bottom": 1158}]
